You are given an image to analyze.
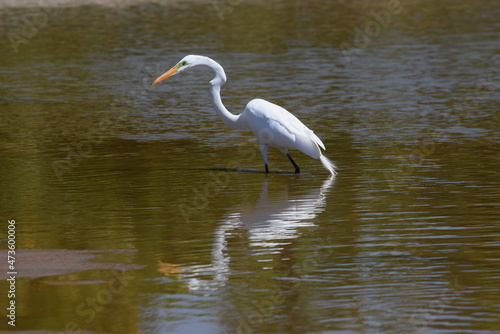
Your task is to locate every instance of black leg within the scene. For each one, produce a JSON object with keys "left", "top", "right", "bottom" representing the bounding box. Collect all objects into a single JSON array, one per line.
[
  {"left": 265, "top": 164, "right": 269, "bottom": 173},
  {"left": 286, "top": 153, "right": 301, "bottom": 173}
]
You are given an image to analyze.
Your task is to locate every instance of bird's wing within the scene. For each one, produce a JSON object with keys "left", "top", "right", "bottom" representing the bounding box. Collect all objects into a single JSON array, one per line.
[{"left": 244, "top": 99, "right": 326, "bottom": 151}]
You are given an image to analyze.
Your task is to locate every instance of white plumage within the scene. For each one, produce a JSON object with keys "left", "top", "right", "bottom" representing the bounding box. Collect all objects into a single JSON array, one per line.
[{"left": 151, "top": 55, "right": 337, "bottom": 176}]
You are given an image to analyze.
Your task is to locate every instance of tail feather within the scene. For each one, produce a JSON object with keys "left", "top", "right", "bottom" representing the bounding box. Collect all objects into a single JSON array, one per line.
[{"left": 320, "top": 155, "right": 337, "bottom": 177}]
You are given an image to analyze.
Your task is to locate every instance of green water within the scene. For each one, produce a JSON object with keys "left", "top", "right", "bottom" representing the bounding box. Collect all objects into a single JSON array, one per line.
[{"left": 0, "top": 0, "right": 499, "bottom": 333}]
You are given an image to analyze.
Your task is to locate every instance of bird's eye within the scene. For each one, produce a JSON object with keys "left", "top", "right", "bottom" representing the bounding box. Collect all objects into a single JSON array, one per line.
[{"left": 180, "top": 61, "right": 187, "bottom": 66}]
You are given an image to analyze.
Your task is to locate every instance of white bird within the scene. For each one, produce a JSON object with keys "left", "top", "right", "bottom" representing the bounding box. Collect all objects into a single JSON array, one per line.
[{"left": 151, "top": 55, "right": 336, "bottom": 176}]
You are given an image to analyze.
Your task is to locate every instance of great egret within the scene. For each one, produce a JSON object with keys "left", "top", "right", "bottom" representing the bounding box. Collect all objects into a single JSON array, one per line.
[{"left": 151, "top": 55, "right": 336, "bottom": 176}]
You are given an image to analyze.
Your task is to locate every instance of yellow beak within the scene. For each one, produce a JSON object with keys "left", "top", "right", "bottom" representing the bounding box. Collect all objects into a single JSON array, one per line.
[{"left": 150, "top": 66, "right": 179, "bottom": 86}]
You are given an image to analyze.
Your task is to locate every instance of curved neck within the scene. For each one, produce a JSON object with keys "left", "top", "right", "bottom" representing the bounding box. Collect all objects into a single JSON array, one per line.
[{"left": 201, "top": 57, "right": 242, "bottom": 130}]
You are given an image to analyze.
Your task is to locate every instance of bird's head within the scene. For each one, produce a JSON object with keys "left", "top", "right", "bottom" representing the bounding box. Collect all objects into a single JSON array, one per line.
[{"left": 150, "top": 55, "right": 200, "bottom": 86}]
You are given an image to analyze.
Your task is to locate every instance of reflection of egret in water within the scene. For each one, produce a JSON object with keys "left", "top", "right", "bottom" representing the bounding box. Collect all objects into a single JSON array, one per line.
[
  {"left": 167, "top": 177, "right": 335, "bottom": 291},
  {"left": 144, "top": 177, "right": 335, "bottom": 333}
]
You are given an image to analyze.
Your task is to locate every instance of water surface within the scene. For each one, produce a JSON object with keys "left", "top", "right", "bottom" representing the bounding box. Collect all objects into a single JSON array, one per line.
[{"left": 0, "top": 0, "right": 499, "bottom": 333}]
